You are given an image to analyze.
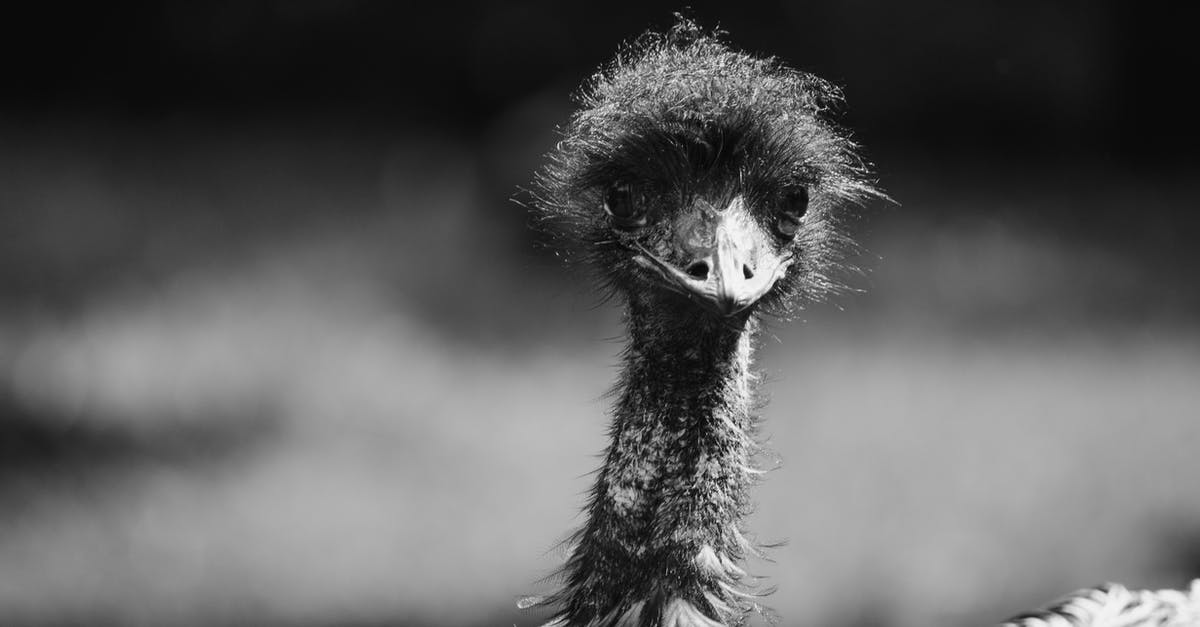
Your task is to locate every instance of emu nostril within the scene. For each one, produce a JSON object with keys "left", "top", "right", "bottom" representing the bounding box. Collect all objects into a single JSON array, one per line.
[
  {"left": 742, "top": 264, "right": 754, "bottom": 280},
  {"left": 686, "top": 261, "right": 710, "bottom": 280}
]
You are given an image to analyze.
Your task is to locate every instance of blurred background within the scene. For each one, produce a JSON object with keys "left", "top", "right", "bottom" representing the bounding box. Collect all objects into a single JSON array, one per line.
[{"left": 1, "top": 2, "right": 1198, "bottom": 626}]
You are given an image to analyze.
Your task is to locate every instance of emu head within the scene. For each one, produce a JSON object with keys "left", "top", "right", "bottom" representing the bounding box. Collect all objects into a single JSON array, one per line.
[{"left": 533, "top": 20, "right": 879, "bottom": 321}]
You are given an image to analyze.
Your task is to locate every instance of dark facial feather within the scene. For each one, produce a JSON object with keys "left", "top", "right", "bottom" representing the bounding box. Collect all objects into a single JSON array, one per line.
[{"left": 532, "top": 18, "right": 883, "bottom": 316}]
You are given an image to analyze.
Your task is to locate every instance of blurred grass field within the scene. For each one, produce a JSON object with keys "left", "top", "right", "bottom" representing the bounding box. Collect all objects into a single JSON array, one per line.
[{"left": 0, "top": 123, "right": 1197, "bottom": 627}]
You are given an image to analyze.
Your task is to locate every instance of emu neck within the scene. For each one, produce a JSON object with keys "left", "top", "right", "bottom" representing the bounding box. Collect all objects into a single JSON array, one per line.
[{"left": 555, "top": 301, "right": 762, "bottom": 626}]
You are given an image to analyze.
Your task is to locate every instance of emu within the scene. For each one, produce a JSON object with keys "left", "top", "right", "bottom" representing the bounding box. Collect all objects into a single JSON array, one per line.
[
  {"left": 527, "top": 18, "right": 1199, "bottom": 627},
  {"left": 528, "top": 19, "right": 876, "bottom": 626}
]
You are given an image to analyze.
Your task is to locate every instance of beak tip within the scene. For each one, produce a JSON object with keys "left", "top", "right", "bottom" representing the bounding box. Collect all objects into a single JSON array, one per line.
[{"left": 714, "top": 293, "right": 747, "bottom": 317}]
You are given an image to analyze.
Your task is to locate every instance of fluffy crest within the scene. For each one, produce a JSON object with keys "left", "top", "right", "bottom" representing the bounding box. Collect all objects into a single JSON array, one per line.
[{"left": 531, "top": 16, "right": 881, "bottom": 310}]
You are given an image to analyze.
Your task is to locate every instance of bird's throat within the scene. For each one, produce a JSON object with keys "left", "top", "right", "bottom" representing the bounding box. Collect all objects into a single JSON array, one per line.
[{"left": 548, "top": 305, "right": 765, "bottom": 626}]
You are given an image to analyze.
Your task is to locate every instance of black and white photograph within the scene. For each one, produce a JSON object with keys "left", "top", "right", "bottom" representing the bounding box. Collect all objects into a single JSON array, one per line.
[{"left": 1, "top": 2, "right": 1198, "bottom": 626}]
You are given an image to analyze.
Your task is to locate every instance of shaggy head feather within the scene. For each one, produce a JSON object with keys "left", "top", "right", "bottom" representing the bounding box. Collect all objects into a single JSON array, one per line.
[{"left": 533, "top": 17, "right": 882, "bottom": 317}]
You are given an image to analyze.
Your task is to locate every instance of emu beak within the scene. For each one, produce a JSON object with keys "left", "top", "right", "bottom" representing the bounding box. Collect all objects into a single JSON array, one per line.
[{"left": 633, "top": 197, "right": 792, "bottom": 316}]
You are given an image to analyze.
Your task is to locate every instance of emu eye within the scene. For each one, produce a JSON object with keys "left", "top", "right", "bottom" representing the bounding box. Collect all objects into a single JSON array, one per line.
[
  {"left": 775, "top": 187, "right": 809, "bottom": 238},
  {"left": 603, "top": 183, "right": 645, "bottom": 229}
]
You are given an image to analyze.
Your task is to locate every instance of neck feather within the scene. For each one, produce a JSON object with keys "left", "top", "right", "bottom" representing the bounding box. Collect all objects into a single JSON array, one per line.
[{"left": 547, "top": 300, "right": 766, "bottom": 627}]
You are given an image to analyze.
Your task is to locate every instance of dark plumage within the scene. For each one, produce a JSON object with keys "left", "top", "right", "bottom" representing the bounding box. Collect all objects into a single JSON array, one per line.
[
  {"left": 534, "top": 19, "right": 879, "bottom": 317},
  {"left": 528, "top": 18, "right": 881, "bottom": 627}
]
